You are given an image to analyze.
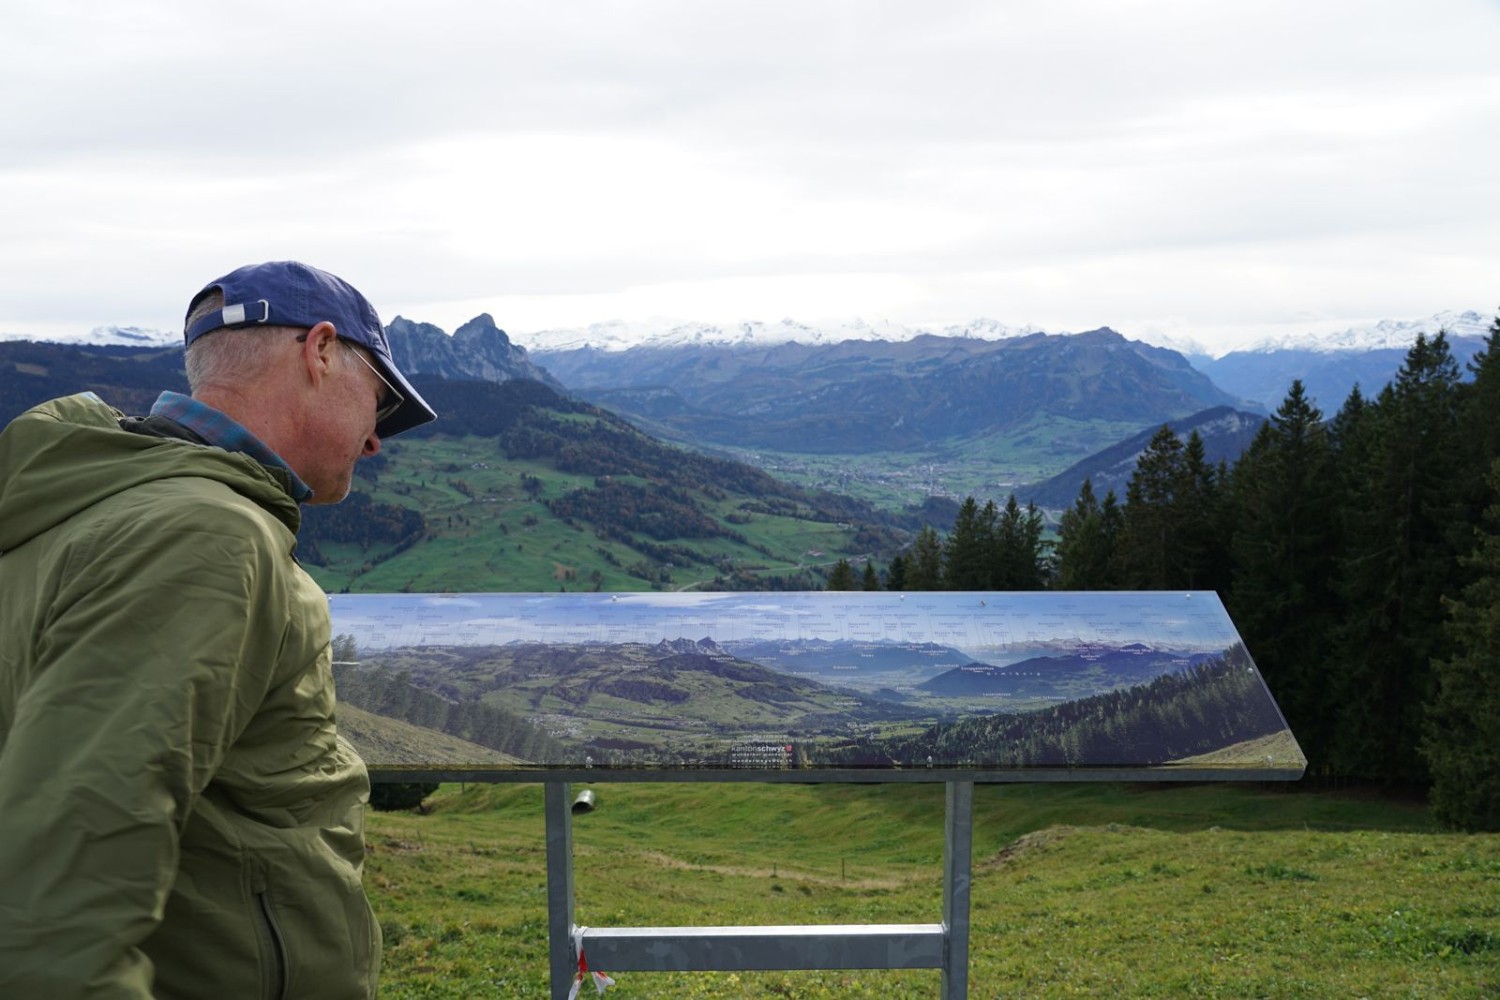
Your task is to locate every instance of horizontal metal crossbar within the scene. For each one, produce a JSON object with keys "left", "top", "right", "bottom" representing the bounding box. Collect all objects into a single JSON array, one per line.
[
  {"left": 577, "top": 923, "right": 947, "bottom": 971},
  {"left": 371, "top": 765, "right": 1302, "bottom": 783}
]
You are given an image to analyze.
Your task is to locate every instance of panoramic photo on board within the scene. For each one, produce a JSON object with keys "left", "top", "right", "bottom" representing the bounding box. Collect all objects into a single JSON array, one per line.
[{"left": 331, "top": 591, "right": 1304, "bottom": 774}]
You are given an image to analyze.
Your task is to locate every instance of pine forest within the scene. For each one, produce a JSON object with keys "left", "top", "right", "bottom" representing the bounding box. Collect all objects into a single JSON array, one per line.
[{"left": 848, "top": 320, "right": 1500, "bottom": 832}]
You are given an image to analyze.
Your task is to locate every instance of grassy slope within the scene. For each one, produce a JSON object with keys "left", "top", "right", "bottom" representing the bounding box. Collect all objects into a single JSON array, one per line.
[
  {"left": 304, "top": 436, "right": 869, "bottom": 594},
  {"left": 303, "top": 413, "right": 1143, "bottom": 599},
  {"left": 365, "top": 783, "right": 1499, "bottom": 998},
  {"left": 709, "top": 414, "right": 1149, "bottom": 511},
  {"left": 337, "top": 704, "right": 522, "bottom": 767}
]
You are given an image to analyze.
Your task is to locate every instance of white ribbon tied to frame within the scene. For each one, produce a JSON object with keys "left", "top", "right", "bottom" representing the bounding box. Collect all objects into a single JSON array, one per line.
[{"left": 567, "top": 926, "right": 616, "bottom": 1000}]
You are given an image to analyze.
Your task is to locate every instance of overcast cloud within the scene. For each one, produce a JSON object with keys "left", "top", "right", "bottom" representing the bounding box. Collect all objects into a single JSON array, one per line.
[{"left": 2, "top": 0, "right": 1497, "bottom": 352}]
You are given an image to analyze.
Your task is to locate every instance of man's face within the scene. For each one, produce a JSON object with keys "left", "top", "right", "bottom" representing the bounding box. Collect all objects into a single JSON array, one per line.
[{"left": 302, "top": 339, "right": 386, "bottom": 505}]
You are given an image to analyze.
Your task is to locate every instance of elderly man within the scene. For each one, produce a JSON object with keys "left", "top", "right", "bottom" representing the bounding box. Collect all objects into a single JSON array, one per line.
[{"left": 0, "top": 262, "right": 435, "bottom": 998}]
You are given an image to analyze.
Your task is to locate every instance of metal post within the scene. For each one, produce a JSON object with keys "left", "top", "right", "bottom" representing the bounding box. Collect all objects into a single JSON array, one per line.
[
  {"left": 942, "top": 780, "right": 974, "bottom": 999},
  {"left": 545, "top": 782, "right": 576, "bottom": 1000},
  {"left": 543, "top": 779, "right": 974, "bottom": 993}
]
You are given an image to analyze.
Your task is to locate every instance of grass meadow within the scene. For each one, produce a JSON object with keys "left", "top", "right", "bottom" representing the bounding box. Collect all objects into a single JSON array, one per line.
[
  {"left": 307, "top": 438, "right": 867, "bottom": 594},
  {"left": 364, "top": 782, "right": 1499, "bottom": 998},
  {"left": 709, "top": 416, "right": 1151, "bottom": 510}
]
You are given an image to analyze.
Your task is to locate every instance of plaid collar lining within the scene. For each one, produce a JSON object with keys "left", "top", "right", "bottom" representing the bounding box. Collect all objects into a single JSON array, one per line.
[{"left": 149, "top": 391, "right": 313, "bottom": 502}]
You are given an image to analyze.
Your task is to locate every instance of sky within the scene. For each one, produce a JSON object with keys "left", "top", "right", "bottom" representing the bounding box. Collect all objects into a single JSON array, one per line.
[
  {"left": 3, "top": 0, "right": 1498, "bottom": 354},
  {"left": 328, "top": 591, "right": 1242, "bottom": 654}
]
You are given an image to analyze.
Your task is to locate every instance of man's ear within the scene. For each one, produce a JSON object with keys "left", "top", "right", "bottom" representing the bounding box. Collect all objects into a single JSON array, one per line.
[{"left": 300, "top": 321, "right": 340, "bottom": 387}]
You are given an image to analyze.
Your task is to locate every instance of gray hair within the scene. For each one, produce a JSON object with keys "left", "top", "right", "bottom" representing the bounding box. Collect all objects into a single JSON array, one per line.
[{"left": 183, "top": 289, "right": 305, "bottom": 391}]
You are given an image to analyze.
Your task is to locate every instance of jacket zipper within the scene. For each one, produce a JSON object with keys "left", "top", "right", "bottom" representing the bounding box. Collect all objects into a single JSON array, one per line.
[{"left": 256, "top": 891, "right": 289, "bottom": 1000}]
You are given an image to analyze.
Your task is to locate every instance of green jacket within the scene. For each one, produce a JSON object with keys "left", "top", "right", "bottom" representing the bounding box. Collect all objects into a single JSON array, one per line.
[{"left": 0, "top": 394, "right": 380, "bottom": 999}]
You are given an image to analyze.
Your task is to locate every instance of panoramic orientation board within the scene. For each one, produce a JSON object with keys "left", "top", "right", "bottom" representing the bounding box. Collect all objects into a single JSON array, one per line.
[{"left": 330, "top": 591, "right": 1306, "bottom": 780}]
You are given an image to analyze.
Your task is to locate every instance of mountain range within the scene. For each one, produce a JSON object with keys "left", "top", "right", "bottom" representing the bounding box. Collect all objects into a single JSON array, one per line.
[
  {"left": 513, "top": 309, "right": 1493, "bottom": 417},
  {"left": 508, "top": 309, "right": 1490, "bottom": 359},
  {"left": 11, "top": 308, "right": 1490, "bottom": 419},
  {"left": 526, "top": 327, "right": 1248, "bottom": 455},
  {"left": 12, "top": 306, "right": 1487, "bottom": 366},
  {"left": 361, "top": 639, "right": 930, "bottom": 765},
  {"left": 386, "top": 313, "right": 565, "bottom": 391},
  {"left": 3, "top": 307, "right": 1492, "bottom": 523},
  {"left": 717, "top": 638, "right": 972, "bottom": 690},
  {"left": 1197, "top": 310, "right": 1492, "bottom": 412},
  {"left": 917, "top": 646, "right": 1216, "bottom": 700}
]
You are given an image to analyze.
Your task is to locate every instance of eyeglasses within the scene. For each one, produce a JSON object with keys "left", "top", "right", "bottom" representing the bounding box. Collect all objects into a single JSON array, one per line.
[
  {"left": 294, "top": 329, "right": 405, "bottom": 425},
  {"left": 340, "top": 340, "right": 405, "bottom": 424}
]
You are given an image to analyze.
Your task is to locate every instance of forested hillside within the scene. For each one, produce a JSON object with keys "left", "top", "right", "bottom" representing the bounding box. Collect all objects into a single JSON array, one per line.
[
  {"left": 856, "top": 319, "right": 1500, "bottom": 831},
  {"left": 300, "top": 376, "right": 915, "bottom": 592},
  {"left": 0, "top": 342, "right": 917, "bottom": 592},
  {"left": 827, "top": 646, "right": 1286, "bottom": 770},
  {"left": 0, "top": 341, "right": 186, "bottom": 418},
  {"left": 1022, "top": 405, "right": 1265, "bottom": 507},
  {"left": 535, "top": 329, "right": 1243, "bottom": 440},
  {"left": 332, "top": 659, "right": 565, "bottom": 765}
]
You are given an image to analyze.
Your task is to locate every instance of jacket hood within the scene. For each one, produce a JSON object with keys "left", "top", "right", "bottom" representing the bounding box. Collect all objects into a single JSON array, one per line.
[{"left": 0, "top": 393, "right": 300, "bottom": 553}]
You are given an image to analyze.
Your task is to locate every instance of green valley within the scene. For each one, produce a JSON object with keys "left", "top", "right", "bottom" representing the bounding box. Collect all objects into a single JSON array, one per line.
[
  {"left": 705, "top": 413, "right": 1155, "bottom": 510},
  {"left": 299, "top": 378, "right": 913, "bottom": 594}
]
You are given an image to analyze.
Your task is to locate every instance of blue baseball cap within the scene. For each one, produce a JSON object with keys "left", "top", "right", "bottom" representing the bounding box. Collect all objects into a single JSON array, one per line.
[{"left": 184, "top": 260, "right": 437, "bottom": 438}]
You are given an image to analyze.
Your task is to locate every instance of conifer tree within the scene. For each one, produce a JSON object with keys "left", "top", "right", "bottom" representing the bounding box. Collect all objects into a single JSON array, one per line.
[
  {"left": 1454, "top": 312, "right": 1500, "bottom": 541},
  {"left": 1330, "top": 333, "right": 1463, "bottom": 784},
  {"left": 993, "top": 495, "right": 1047, "bottom": 589},
  {"left": 1465, "top": 312, "right": 1500, "bottom": 458},
  {"left": 1227, "top": 380, "right": 1339, "bottom": 766},
  {"left": 1100, "top": 487, "right": 1124, "bottom": 573},
  {"left": 1424, "top": 459, "right": 1500, "bottom": 831},
  {"left": 1177, "top": 431, "right": 1228, "bottom": 590},
  {"left": 861, "top": 560, "right": 881, "bottom": 591},
  {"left": 944, "top": 497, "right": 995, "bottom": 589},
  {"left": 1328, "top": 381, "right": 1375, "bottom": 573},
  {"left": 825, "top": 558, "right": 856, "bottom": 591},
  {"left": 1055, "top": 479, "right": 1117, "bottom": 589},
  {"left": 1116, "top": 425, "right": 1188, "bottom": 588},
  {"left": 885, "top": 552, "right": 908, "bottom": 591},
  {"left": 906, "top": 526, "right": 944, "bottom": 591},
  {"left": 1329, "top": 383, "right": 1369, "bottom": 456}
]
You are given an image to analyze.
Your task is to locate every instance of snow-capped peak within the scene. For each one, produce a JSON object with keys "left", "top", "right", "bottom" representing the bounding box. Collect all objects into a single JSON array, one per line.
[
  {"left": 516, "top": 316, "right": 1065, "bottom": 353},
  {"left": 934, "top": 318, "right": 1049, "bottom": 340},
  {"left": 518, "top": 317, "right": 918, "bottom": 352},
  {"left": 0, "top": 325, "right": 178, "bottom": 348},
  {"left": 1130, "top": 331, "right": 1215, "bottom": 359},
  {"left": 89, "top": 325, "right": 179, "bottom": 347},
  {"left": 1243, "top": 310, "right": 1491, "bottom": 355}
]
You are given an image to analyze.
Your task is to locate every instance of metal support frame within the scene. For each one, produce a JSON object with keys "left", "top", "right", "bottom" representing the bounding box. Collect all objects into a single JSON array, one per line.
[
  {"left": 545, "top": 782, "right": 577, "bottom": 995},
  {"left": 942, "top": 780, "right": 973, "bottom": 998},
  {"left": 546, "top": 780, "right": 975, "bottom": 999}
]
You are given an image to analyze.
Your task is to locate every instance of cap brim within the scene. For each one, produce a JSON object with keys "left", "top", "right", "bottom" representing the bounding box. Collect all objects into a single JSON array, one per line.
[{"left": 368, "top": 349, "right": 437, "bottom": 438}]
